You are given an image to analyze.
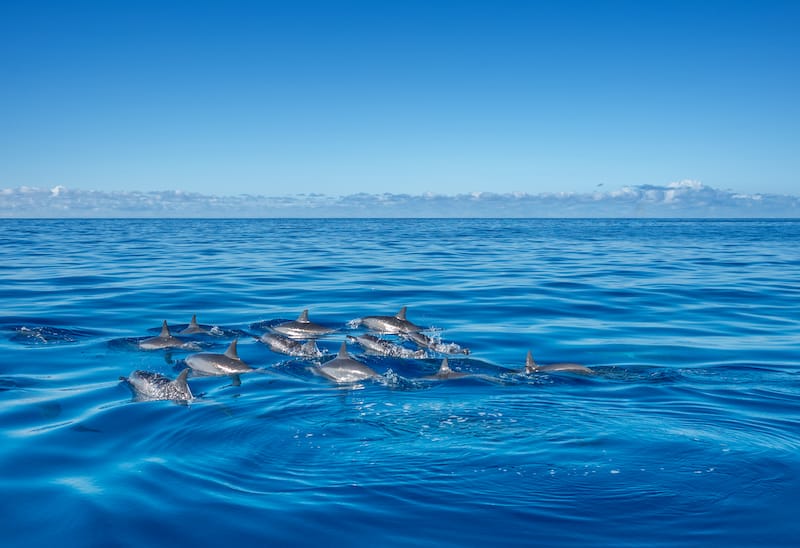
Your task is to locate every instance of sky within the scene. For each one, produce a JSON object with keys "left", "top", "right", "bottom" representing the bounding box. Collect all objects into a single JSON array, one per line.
[{"left": 1, "top": 0, "right": 798, "bottom": 203}]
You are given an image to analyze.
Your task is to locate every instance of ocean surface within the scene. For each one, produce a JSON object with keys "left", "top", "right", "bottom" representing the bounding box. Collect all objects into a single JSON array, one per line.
[{"left": 1, "top": 218, "right": 799, "bottom": 547}]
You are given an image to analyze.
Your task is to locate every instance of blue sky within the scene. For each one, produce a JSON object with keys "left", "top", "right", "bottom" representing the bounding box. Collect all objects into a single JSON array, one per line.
[{"left": 1, "top": 0, "right": 798, "bottom": 198}]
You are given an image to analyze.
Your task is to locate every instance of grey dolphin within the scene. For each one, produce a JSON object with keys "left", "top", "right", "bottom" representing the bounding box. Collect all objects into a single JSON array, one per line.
[
  {"left": 422, "top": 358, "right": 471, "bottom": 381},
  {"left": 180, "top": 314, "right": 210, "bottom": 335},
  {"left": 525, "top": 351, "right": 594, "bottom": 374},
  {"left": 346, "top": 334, "right": 426, "bottom": 358},
  {"left": 401, "top": 330, "right": 470, "bottom": 355},
  {"left": 318, "top": 341, "right": 380, "bottom": 383},
  {"left": 120, "top": 368, "right": 193, "bottom": 402},
  {"left": 259, "top": 332, "right": 322, "bottom": 358},
  {"left": 186, "top": 339, "right": 254, "bottom": 377},
  {"left": 139, "top": 320, "right": 189, "bottom": 350},
  {"left": 273, "top": 310, "right": 335, "bottom": 339},
  {"left": 360, "top": 306, "right": 423, "bottom": 334}
]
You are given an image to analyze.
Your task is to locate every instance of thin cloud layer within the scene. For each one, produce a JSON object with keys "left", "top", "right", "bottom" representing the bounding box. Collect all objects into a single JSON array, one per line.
[{"left": 1, "top": 181, "right": 797, "bottom": 218}]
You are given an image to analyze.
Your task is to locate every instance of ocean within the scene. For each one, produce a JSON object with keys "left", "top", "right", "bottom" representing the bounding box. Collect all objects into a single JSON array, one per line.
[{"left": 1, "top": 218, "right": 798, "bottom": 547}]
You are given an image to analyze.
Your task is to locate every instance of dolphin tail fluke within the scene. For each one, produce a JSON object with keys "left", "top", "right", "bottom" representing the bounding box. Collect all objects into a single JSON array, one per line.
[
  {"left": 525, "top": 351, "right": 537, "bottom": 373},
  {"left": 396, "top": 306, "right": 407, "bottom": 321},
  {"left": 297, "top": 309, "right": 310, "bottom": 322},
  {"left": 159, "top": 320, "right": 171, "bottom": 338},
  {"left": 224, "top": 339, "right": 240, "bottom": 360}
]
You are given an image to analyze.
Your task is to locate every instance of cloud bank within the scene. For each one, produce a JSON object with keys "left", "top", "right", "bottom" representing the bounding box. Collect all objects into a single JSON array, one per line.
[{"left": 1, "top": 181, "right": 797, "bottom": 218}]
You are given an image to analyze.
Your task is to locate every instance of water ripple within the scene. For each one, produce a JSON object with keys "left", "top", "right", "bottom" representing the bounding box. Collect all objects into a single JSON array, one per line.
[{"left": 1, "top": 219, "right": 799, "bottom": 546}]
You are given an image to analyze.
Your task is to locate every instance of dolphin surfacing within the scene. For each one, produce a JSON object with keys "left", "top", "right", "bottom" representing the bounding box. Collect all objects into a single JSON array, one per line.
[
  {"left": 186, "top": 339, "right": 254, "bottom": 377},
  {"left": 524, "top": 351, "right": 594, "bottom": 374},
  {"left": 422, "top": 358, "right": 470, "bottom": 381},
  {"left": 347, "top": 334, "right": 426, "bottom": 358},
  {"left": 318, "top": 342, "right": 379, "bottom": 383},
  {"left": 259, "top": 332, "right": 322, "bottom": 358},
  {"left": 180, "top": 314, "right": 210, "bottom": 335},
  {"left": 139, "top": 320, "right": 189, "bottom": 350},
  {"left": 401, "top": 330, "right": 470, "bottom": 355},
  {"left": 121, "top": 368, "right": 193, "bottom": 402},
  {"left": 360, "top": 306, "right": 423, "bottom": 334},
  {"left": 273, "top": 310, "right": 335, "bottom": 339}
]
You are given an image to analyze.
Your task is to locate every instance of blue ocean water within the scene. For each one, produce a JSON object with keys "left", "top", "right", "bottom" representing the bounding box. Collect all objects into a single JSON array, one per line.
[{"left": 1, "top": 218, "right": 799, "bottom": 547}]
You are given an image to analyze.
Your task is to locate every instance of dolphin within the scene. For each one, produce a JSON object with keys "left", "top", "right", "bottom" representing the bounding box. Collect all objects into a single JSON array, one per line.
[
  {"left": 186, "top": 339, "right": 254, "bottom": 379},
  {"left": 318, "top": 341, "right": 380, "bottom": 383},
  {"left": 259, "top": 332, "right": 322, "bottom": 358},
  {"left": 273, "top": 310, "right": 335, "bottom": 339},
  {"left": 120, "top": 368, "right": 193, "bottom": 402},
  {"left": 401, "top": 330, "right": 470, "bottom": 355},
  {"left": 139, "top": 321, "right": 189, "bottom": 350},
  {"left": 524, "top": 351, "right": 594, "bottom": 374},
  {"left": 180, "top": 314, "right": 210, "bottom": 335},
  {"left": 360, "top": 306, "right": 424, "bottom": 334},
  {"left": 346, "top": 334, "right": 426, "bottom": 358},
  {"left": 422, "top": 358, "right": 471, "bottom": 381}
]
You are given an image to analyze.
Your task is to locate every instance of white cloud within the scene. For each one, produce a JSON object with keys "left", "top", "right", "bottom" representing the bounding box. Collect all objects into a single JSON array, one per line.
[{"left": 0, "top": 181, "right": 797, "bottom": 218}]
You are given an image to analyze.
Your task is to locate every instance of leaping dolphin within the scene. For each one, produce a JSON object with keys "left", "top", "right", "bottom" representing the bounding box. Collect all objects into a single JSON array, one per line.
[
  {"left": 346, "top": 334, "right": 426, "bottom": 358},
  {"left": 186, "top": 339, "right": 254, "bottom": 380},
  {"left": 360, "top": 306, "right": 424, "bottom": 334},
  {"left": 180, "top": 314, "right": 210, "bottom": 335},
  {"left": 318, "top": 341, "right": 379, "bottom": 383},
  {"left": 273, "top": 310, "right": 335, "bottom": 339},
  {"left": 120, "top": 368, "right": 193, "bottom": 402},
  {"left": 258, "top": 332, "right": 322, "bottom": 358},
  {"left": 422, "top": 358, "right": 470, "bottom": 380},
  {"left": 525, "top": 351, "right": 593, "bottom": 374},
  {"left": 139, "top": 321, "right": 189, "bottom": 350}
]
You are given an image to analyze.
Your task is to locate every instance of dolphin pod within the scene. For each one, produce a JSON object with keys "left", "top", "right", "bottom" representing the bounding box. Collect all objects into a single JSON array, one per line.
[{"left": 122, "top": 306, "right": 595, "bottom": 401}]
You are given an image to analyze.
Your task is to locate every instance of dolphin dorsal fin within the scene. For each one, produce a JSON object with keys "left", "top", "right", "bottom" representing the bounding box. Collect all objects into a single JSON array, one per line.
[
  {"left": 302, "top": 340, "right": 319, "bottom": 354},
  {"left": 337, "top": 341, "right": 349, "bottom": 358},
  {"left": 176, "top": 368, "right": 190, "bottom": 387},
  {"left": 189, "top": 314, "right": 199, "bottom": 328},
  {"left": 438, "top": 358, "right": 452, "bottom": 374},
  {"left": 396, "top": 306, "right": 407, "bottom": 320},
  {"left": 297, "top": 309, "right": 310, "bottom": 323},
  {"left": 224, "top": 339, "right": 240, "bottom": 360},
  {"left": 159, "top": 320, "right": 171, "bottom": 338},
  {"left": 525, "top": 351, "right": 537, "bottom": 373}
]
